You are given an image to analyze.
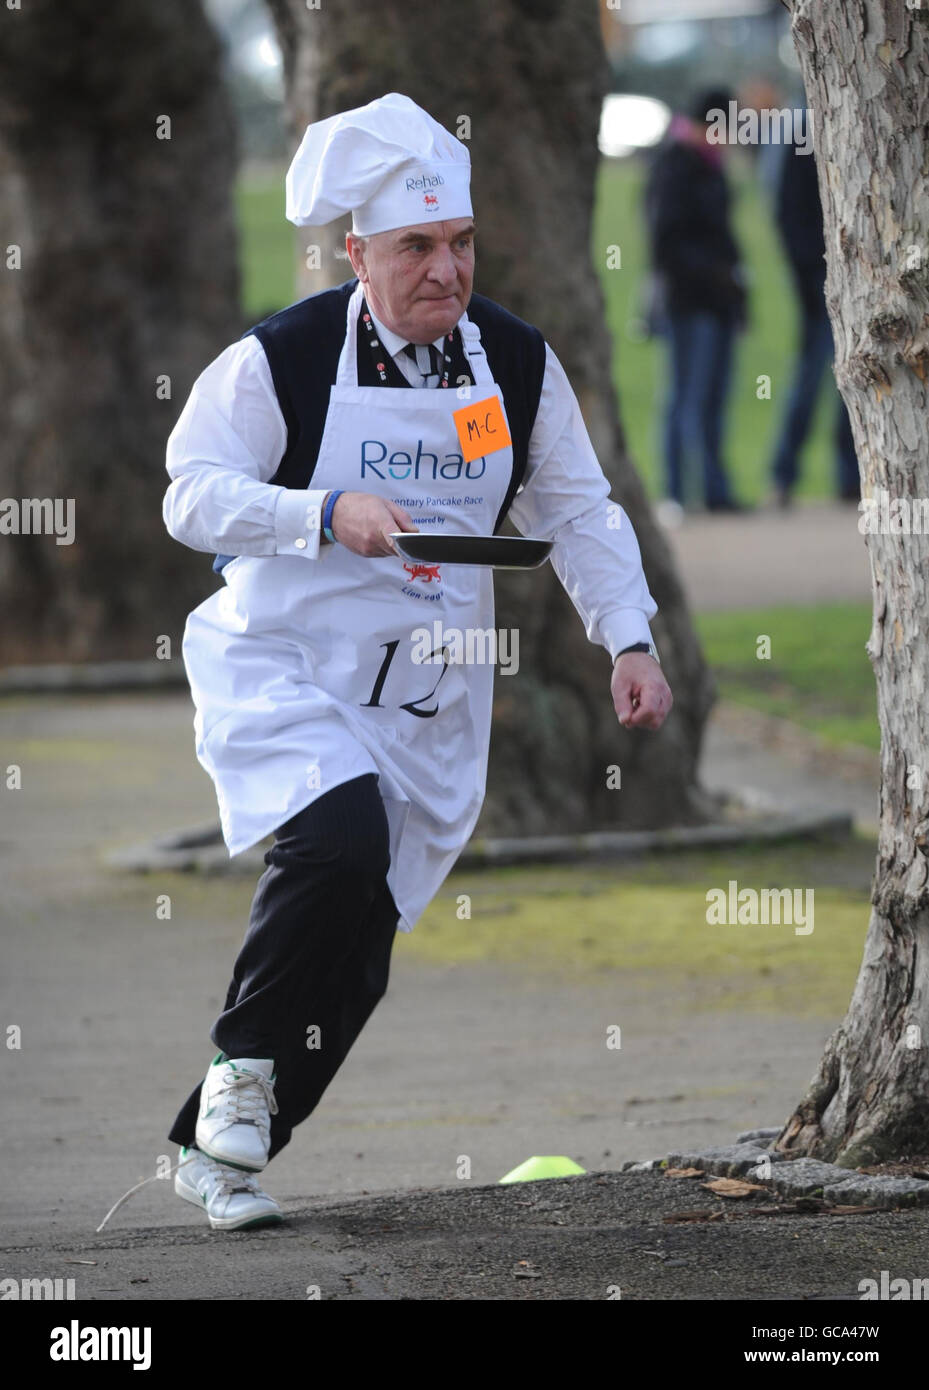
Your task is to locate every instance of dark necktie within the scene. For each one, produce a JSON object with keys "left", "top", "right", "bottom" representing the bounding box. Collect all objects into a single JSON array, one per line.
[{"left": 403, "top": 341, "right": 440, "bottom": 386}]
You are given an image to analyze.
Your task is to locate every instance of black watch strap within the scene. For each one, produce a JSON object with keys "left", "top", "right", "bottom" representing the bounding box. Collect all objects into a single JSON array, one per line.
[{"left": 615, "top": 641, "right": 660, "bottom": 664}]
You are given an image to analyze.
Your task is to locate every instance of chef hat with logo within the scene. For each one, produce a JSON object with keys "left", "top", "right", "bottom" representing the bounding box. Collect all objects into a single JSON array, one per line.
[{"left": 285, "top": 92, "right": 472, "bottom": 236}]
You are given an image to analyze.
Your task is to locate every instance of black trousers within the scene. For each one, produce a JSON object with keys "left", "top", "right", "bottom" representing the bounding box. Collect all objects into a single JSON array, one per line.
[{"left": 169, "top": 773, "right": 399, "bottom": 1162}]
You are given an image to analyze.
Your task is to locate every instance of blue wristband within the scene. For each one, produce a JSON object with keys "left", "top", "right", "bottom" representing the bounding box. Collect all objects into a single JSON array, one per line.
[{"left": 322, "top": 489, "right": 343, "bottom": 544}]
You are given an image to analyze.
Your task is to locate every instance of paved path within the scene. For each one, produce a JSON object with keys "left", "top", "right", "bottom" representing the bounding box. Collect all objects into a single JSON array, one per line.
[
  {"left": 663, "top": 499, "right": 872, "bottom": 611},
  {"left": 704, "top": 701, "right": 877, "bottom": 835},
  {"left": 4, "top": 1170, "right": 927, "bottom": 1303},
  {"left": 0, "top": 689, "right": 874, "bottom": 1260}
]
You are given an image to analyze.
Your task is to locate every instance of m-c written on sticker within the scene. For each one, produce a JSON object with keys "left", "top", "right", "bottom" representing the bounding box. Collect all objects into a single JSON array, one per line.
[{"left": 453, "top": 396, "right": 512, "bottom": 463}]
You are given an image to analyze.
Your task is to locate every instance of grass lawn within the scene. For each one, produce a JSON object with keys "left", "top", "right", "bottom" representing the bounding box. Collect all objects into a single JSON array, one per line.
[
  {"left": 695, "top": 602, "right": 879, "bottom": 751},
  {"left": 404, "top": 833, "right": 874, "bottom": 1017},
  {"left": 236, "top": 167, "right": 294, "bottom": 323}
]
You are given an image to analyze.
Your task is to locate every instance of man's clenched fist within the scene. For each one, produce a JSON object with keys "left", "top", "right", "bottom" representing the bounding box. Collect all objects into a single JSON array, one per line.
[{"left": 612, "top": 652, "right": 672, "bottom": 731}]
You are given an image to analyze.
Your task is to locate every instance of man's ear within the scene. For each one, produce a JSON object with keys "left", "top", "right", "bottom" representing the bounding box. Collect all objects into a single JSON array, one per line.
[{"left": 346, "top": 233, "right": 368, "bottom": 283}]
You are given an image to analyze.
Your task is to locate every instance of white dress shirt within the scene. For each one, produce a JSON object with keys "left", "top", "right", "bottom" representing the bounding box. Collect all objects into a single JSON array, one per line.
[{"left": 164, "top": 301, "right": 657, "bottom": 661}]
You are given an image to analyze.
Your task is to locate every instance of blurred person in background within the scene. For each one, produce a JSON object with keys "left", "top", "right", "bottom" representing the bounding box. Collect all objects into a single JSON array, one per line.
[
  {"left": 767, "top": 131, "right": 860, "bottom": 508},
  {"left": 738, "top": 75, "right": 785, "bottom": 199},
  {"left": 644, "top": 87, "right": 749, "bottom": 521}
]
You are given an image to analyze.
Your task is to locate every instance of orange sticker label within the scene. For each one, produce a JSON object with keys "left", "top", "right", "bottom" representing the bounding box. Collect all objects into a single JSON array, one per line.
[{"left": 453, "top": 395, "right": 512, "bottom": 463}]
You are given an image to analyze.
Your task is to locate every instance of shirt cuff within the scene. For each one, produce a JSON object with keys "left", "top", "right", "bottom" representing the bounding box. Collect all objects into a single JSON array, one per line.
[
  {"left": 600, "top": 610, "right": 656, "bottom": 664},
  {"left": 273, "top": 488, "right": 330, "bottom": 559}
]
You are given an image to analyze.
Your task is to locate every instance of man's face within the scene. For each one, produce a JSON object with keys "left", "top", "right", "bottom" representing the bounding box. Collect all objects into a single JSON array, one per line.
[{"left": 346, "top": 218, "right": 475, "bottom": 344}]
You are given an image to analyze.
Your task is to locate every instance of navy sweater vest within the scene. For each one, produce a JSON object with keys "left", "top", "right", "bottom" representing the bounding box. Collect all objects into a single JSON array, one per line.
[{"left": 212, "top": 278, "right": 546, "bottom": 573}]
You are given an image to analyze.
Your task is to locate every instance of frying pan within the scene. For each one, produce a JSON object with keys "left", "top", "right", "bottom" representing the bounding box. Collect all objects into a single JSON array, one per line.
[{"left": 390, "top": 532, "right": 552, "bottom": 570}]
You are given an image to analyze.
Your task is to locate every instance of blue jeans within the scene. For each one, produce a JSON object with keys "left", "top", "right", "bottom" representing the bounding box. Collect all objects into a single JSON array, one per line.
[
  {"left": 663, "top": 312, "right": 736, "bottom": 507},
  {"left": 770, "top": 274, "right": 858, "bottom": 495}
]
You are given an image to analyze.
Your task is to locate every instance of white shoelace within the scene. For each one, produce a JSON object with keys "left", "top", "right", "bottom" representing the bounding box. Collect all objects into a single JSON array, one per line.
[
  {"left": 203, "top": 1160, "right": 267, "bottom": 1200},
  {"left": 96, "top": 1153, "right": 195, "bottom": 1232},
  {"left": 214, "top": 1065, "right": 279, "bottom": 1135},
  {"left": 96, "top": 1150, "right": 270, "bottom": 1232}
]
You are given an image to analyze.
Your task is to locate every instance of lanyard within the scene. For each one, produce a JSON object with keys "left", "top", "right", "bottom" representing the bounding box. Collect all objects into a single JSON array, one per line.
[{"left": 359, "top": 297, "right": 474, "bottom": 390}]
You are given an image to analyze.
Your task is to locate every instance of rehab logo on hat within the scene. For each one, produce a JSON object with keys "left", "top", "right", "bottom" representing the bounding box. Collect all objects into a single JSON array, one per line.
[
  {"left": 405, "top": 171, "right": 445, "bottom": 192},
  {"left": 404, "top": 169, "right": 445, "bottom": 213}
]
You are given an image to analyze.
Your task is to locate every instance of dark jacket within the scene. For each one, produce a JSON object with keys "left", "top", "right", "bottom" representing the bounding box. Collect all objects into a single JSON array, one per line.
[
  {"left": 775, "top": 141, "right": 826, "bottom": 283},
  {"left": 644, "top": 137, "right": 745, "bottom": 322}
]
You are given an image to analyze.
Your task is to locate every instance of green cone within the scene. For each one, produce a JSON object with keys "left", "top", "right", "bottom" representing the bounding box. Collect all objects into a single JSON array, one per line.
[{"left": 499, "top": 1155, "right": 587, "bottom": 1184}]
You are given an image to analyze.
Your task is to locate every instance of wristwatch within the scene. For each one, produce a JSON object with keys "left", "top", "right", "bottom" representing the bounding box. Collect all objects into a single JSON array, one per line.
[{"left": 615, "top": 641, "right": 660, "bottom": 665}]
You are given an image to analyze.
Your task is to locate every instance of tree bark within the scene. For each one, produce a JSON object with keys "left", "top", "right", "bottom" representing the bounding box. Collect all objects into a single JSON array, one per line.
[
  {"left": 0, "top": 0, "right": 240, "bottom": 663},
  {"left": 264, "top": 0, "right": 716, "bottom": 835},
  {"left": 776, "top": 0, "right": 929, "bottom": 1165}
]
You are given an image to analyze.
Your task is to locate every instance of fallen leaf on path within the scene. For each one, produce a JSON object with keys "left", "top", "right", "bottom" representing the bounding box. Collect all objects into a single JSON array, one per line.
[
  {"left": 663, "top": 1209, "right": 724, "bottom": 1224},
  {"left": 664, "top": 1167, "right": 705, "bottom": 1179},
  {"left": 701, "top": 1178, "right": 766, "bottom": 1199},
  {"left": 747, "top": 1198, "right": 877, "bottom": 1217}
]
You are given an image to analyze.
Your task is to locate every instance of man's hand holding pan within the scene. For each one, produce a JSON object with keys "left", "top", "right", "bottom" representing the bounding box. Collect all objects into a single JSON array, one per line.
[{"left": 327, "top": 491, "right": 418, "bottom": 557}]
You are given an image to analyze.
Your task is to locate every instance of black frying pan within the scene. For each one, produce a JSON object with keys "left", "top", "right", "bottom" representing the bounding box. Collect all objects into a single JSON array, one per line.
[{"left": 390, "top": 532, "right": 552, "bottom": 570}]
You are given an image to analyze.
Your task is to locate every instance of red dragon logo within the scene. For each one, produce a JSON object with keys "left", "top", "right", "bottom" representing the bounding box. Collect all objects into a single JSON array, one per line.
[
  {"left": 403, "top": 561, "right": 441, "bottom": 583},
  {"left": 423, "top": 193, "right": 439, "bottom": 208}
]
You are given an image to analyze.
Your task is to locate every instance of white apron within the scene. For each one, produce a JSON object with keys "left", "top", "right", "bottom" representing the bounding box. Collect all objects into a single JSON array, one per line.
[{"left": 182, "top": 286, "right": 515, "bottom": 932}]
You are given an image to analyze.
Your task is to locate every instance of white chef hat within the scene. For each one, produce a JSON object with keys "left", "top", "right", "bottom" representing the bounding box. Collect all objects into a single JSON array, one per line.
[{"left": 285, "top": 92, "right": 472, "bottom": 236}]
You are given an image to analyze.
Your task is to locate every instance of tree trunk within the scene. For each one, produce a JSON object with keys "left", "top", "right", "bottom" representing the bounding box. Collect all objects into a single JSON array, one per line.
[
  {"left": 776, "top": 0, "right": 929, "bottom": 1165},
  {"left": 264, "top": 0, "right": 715, "bottom": 835},
  {"left": 0, "top": 0, "right": 240, "bottom": 663}
]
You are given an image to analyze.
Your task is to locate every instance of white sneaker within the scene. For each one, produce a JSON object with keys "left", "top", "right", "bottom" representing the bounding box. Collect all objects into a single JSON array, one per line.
[
  {"left": 175, "top": 1147, "right": 282, "bottom": 1231},
  {"left": 195, "top": 1054, "right": 278, "bottom": 1172}
]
